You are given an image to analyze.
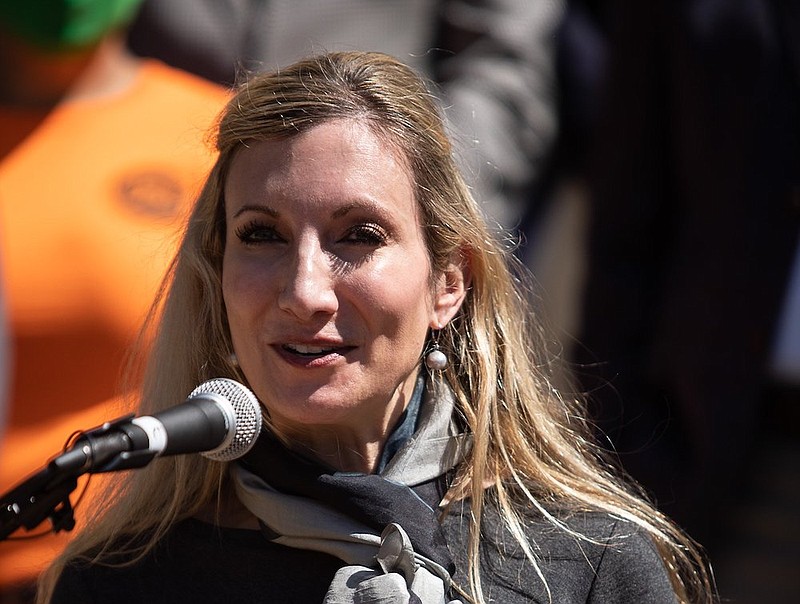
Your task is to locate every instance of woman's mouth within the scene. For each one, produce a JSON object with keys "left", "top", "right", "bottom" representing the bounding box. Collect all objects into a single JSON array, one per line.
[
  {"left": 283, "top": 343, "right": 341, "bottom": 357},
  {"left": 277, "top": 343, "right": 355, "bottom": 366}
]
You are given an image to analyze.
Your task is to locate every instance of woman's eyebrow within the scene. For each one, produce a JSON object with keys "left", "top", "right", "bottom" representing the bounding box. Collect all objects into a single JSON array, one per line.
[
  {"left": 331, "top": 199, "right": 394, "bottom": 221},
  {"left": 232, "top": 204, "right": 279, "bottom": 219}
]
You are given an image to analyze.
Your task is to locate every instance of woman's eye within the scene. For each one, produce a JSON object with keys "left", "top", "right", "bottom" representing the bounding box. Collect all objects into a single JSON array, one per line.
[
  {"left": 234, "top": 221, "right": 283, "bottom": 245},
  {"left": 342, "top": 224, "right": 387, "bottom": 246}
]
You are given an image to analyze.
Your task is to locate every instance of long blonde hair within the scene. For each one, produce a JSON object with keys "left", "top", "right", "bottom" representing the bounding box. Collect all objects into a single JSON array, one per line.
[{"left": 38, "top": 51, "right": 714, "bottom": 603}]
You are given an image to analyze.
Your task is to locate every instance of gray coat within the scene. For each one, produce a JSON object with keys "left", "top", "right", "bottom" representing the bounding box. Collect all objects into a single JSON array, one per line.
[{"left": 127, "top": 0, "right": 564, "bottom": 231}]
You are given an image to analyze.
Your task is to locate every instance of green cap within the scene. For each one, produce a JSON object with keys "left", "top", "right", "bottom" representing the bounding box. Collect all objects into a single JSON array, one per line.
[{"left": 0, "top": 0, "right": 144, "bottom": 51}]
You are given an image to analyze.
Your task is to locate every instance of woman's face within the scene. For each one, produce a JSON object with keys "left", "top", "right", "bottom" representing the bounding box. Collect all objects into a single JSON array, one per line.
[{"left": 222, "top": 119, "right": 460, "bottom": 439}]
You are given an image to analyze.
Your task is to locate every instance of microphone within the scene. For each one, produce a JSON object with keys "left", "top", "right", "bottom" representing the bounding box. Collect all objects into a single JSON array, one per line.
[
  {"left": 0, "top": 379, "right": 262, "bottom": 539},
  {"left": 60, "top": 378, "right": 263, "bottom": 473}
]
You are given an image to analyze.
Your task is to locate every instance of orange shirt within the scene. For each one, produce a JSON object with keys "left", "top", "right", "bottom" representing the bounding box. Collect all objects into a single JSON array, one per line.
[{"left": 0, "top": 60, "right": 228, "bottom": 588}]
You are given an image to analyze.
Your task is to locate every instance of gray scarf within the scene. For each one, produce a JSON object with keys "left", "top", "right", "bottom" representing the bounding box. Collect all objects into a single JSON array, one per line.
[{"left": 231, "top": 377, "right": 469, "bottom": 603}]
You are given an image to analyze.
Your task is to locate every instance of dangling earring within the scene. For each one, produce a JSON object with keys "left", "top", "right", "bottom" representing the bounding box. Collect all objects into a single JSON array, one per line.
[
  {"left": 425, "top": 329, "right": 448, "bottom": 370},
  {"left": 228, "top": 352, "right": 239, "bottom": 368}
]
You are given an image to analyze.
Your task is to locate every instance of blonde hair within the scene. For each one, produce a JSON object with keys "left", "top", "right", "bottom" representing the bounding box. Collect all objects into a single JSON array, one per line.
[{"left": 38, "top": 51, "right": 714, "bottom": 603}]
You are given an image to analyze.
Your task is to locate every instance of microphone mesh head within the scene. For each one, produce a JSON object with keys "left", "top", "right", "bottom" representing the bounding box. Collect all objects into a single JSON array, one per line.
[{"left": 189, "top": 378, "right": 262, "bottom": 461}]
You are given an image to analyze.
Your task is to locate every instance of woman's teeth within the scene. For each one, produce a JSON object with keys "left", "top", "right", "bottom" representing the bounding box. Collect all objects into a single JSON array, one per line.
[{"left": 284, "top": 344, "right": 337, "bottom": 355}]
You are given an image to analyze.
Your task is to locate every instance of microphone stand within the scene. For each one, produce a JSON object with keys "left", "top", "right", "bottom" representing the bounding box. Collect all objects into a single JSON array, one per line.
[{"left": 0, "top": 414, "right": 157, "bottom": 541}]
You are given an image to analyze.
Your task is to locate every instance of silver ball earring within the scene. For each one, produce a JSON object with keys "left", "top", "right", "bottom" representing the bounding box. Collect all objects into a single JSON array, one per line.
[{"left": 425, "top": 330, "right": 448, "bottom": 370}]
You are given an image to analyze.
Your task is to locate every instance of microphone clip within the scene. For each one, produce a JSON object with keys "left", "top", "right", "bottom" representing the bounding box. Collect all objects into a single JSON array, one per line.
[{"left": 76, "top": 414, "right": 158, "bottom": 473}]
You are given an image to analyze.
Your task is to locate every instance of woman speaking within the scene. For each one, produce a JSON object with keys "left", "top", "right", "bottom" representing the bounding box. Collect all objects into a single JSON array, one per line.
[{"left": 39, "top": 52, "right": 714, "bottom": 603}]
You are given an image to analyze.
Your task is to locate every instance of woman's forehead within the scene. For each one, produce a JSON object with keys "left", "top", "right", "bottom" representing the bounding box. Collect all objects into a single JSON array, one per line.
[{"left": 223, "top": 119, "right": 421, "bottom": 225}]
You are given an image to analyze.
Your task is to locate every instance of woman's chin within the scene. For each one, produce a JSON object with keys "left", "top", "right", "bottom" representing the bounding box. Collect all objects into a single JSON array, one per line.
[{"left": 266, "top": 397, "right": 363, "bottom": 433}]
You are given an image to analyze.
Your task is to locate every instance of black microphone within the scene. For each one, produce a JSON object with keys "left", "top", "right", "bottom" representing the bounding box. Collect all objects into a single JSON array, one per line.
[
  {"left": 0, "top": 378, "right": 262, "bottom": 539},
  {"left": 59, "top": 378, "right": 263, "bottom": 474}
]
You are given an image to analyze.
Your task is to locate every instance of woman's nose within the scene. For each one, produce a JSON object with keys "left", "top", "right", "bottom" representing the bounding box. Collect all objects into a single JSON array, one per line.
[{"left": 277, "top": 238, "right": 339, "bottom": 320}]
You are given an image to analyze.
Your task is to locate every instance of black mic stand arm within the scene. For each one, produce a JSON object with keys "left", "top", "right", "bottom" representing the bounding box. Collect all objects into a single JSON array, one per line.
[{"left": 0, "top": 414, "right": 158, "bottom": 541}]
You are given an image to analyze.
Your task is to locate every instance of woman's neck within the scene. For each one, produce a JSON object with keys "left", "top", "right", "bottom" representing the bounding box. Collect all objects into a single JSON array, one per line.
[
  {"left": 276, "top": 419, "right": 397, "bottom": 474},
  {"left": 270, "top": 374, "right": 423, "bottom": 474}
]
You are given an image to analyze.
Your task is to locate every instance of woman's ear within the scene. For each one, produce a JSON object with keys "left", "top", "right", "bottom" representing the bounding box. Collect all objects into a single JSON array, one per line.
[{"left": 431, "top": 250, "right": 472, "bottom": 328}]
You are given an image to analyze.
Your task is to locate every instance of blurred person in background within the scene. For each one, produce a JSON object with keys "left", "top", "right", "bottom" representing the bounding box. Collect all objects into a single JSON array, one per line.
[
  {"left": 0, "top": 274, "right": 7, "bottom": 445},
  {"left": 0, "top": 0, "right": 229, "bottom": 600},
  {"left": 126, "top": 0, "right": 565, "bottom": 238},
  {"left": 564, "top": 1, "right": 800, "bottom": 601}
]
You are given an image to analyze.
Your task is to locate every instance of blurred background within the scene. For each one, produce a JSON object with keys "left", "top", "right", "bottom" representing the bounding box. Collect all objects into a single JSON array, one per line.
[{"left": 1, "top": 1, "right": 798, "bottom": 602}]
